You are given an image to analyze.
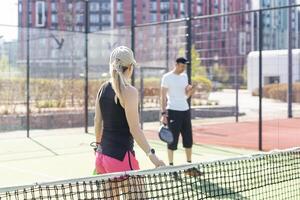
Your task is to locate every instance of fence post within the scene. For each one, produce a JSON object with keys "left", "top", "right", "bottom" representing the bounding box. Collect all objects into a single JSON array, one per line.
[
  {"left": 166, "top": 22, "right": 169, "bottom": 71},
  {"left": 186, "top": 0, "right": 192, "bottom": 107},
  {"left": 288, "top": 0, "right": 293, "bottom": 118},
  {"left": 131, "top": 0, "right": 135, "bottom": 86},
  {"left": 235, "top": 16, "right": 239, "bottom": 122},
  {"left": 26, "top": 0, "right": 30, "bottom": 138},
  {"left": 186, "top": 0, "right": 192, "bottom": 84},
  {"left": 84, "top": 0, "right": 89, "bottom": 133},
  {"left": 258, "top": 10, "right": 263, "bottom": 151},
  {"left": 140, "top": 69, "right": 144, "bottom": 129}
]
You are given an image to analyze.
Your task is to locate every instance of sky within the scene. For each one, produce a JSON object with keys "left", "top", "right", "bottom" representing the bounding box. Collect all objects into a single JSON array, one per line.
[
  {"left": 0, "top": 0, "right": 299, "bottom": 41},
  {"left": 0, "top": 0, "right": 18, "bottom": 41}
]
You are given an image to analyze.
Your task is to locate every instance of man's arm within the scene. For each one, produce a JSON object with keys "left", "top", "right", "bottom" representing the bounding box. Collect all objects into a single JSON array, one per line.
[
  {"left": 160, "top": 87, "right": 168, "bottom": 124},
  {"left": 185, "top": 84, "right": 196, "bottom": 98},
  {"left": 161, "top": 87, "right": 168, "bottom": 113}
]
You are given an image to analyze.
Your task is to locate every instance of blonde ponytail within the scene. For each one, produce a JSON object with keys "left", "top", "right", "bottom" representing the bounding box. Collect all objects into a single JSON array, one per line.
[{"left": 110, "top": 60, "right": 129, "bottom": 107}]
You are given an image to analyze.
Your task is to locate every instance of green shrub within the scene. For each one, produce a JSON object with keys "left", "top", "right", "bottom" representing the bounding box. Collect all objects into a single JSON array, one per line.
[{"left": 192, "top": 76, "right": 212, "bottom": 93}]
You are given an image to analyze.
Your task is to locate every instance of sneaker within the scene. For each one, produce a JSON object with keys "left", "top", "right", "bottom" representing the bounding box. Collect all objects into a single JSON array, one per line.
[{"left": 184, "top": 167, "right": 204, "bottom": 177}]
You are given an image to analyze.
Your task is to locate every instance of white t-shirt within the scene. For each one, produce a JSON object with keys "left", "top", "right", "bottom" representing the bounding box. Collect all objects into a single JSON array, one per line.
[{"left": 161, "top": 71, "right": 189, "bottom": 111}]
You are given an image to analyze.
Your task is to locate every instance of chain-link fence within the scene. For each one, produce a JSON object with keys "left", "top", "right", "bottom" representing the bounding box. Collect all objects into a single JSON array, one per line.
[{"left": 1, "top": 3, "right": 299, "bottom": 150}]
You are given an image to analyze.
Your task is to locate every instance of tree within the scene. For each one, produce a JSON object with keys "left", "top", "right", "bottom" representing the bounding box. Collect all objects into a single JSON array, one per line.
[
  {"left": 241, "top": 66, "right": 247, "bottom": 86},
  {"left": 191, "top": 45, "right": 206, "bottom": 77},
  {"left": 211, "top": 65, "right": 229, "bottom": 83},
  {"left": 178, "top": 45, "right": 206, "bottom": 77},
  {"left": 0, "top": 55, "right": 10, "bottom": 72}
]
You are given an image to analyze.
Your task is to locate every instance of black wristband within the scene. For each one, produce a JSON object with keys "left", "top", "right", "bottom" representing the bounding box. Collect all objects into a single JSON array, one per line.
[
  {"left": 161, "top": 111, "right": 167, "bottom": 115},
  {"left": 147, "top": 148, "right": 155, "bottom": 156}
]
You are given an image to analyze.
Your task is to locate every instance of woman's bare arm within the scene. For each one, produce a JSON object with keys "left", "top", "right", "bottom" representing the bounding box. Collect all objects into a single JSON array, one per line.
[
  {"left": 123, "top": 86, "right": 165, "bottom": 167},
  {"left": 123, "top": 86, "right": 151, "bottom": 153},
  {"left": 94, "top": 91, "right": 103, "bottom": 143}
]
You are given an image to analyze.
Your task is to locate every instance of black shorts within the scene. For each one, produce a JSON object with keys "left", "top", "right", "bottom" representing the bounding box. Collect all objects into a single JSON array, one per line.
[{"left": 167, "top": 109, "right": 193, "bottom": 150}]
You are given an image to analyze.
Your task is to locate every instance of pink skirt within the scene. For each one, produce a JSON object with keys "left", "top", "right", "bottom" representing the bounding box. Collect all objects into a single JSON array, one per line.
[{"left": 95, "top": 151, "right": 140, "bottom": 174}]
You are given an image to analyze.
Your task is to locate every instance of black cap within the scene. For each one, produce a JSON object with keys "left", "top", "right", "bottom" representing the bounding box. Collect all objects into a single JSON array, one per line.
[{"left": 176, "top": 57, "right": 189, "bottom": 64}]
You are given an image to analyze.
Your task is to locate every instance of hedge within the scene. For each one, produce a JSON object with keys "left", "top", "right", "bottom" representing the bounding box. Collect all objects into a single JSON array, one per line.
[{"left": 253, "top": 83, "right": 300, "bottom": 102}]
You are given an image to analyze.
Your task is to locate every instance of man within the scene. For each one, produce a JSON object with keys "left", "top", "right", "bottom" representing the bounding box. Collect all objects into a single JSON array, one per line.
[{"left": 160, "top": 57, "right": 196, "bottom": 166}]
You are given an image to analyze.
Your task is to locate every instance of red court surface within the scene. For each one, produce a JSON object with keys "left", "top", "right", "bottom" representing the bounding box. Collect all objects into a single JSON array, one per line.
[{"left": 145, "top": 118, "right": 300, "bottom": 151}]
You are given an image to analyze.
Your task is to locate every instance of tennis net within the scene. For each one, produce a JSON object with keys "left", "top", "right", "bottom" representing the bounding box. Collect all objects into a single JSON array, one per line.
[{"left": 0, "top": 147, "right": 299, "bottom": 200}]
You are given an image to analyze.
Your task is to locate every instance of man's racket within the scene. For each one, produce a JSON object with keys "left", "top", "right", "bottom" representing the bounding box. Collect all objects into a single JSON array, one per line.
[{"left": 158, "top": 125, "right": 174, "bottom": 144}]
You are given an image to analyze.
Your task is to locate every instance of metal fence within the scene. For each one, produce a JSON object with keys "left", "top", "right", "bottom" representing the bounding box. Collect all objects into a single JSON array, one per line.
[{"left": 1, "top": 3, "right": 300, "bottom": 150}]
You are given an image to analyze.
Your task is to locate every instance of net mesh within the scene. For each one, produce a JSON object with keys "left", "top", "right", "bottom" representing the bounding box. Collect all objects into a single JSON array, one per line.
[{"left": 1, "top": 148, "right": 299, "bottom": 200}]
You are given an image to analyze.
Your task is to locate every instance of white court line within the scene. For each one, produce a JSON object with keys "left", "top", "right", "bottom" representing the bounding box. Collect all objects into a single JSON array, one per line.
[{"left": 0, "top": 163, "right": 60, "bottom": 181}]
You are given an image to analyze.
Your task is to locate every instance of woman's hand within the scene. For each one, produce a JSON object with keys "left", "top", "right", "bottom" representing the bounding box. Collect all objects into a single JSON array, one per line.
[{"left": 149, "top": 154, "right": 166, "bottom": 168}]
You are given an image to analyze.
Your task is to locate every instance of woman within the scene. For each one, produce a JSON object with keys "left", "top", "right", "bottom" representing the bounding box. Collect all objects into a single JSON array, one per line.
[{"left": 94, "top": 46, "right": 165, "bottom": 198}]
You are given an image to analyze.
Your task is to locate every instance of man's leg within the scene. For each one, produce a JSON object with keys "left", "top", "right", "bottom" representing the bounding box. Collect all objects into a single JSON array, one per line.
[
  {"left": 168, "top": 149, "right": 174, "bottom": 165},
  {"left": 181, "top": 110, "right": 193, "bottom": 163},
  {"left": 167, "top": 110, "right": 182, "bottom": 165},
  {"left": 185, "top": 148, "right": 192, "bottom": 163}
]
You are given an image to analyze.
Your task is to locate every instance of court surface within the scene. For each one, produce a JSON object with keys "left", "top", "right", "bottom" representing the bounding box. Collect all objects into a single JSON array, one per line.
[{"left": 0, "top": 125, "right": 256, "bottom": 188}]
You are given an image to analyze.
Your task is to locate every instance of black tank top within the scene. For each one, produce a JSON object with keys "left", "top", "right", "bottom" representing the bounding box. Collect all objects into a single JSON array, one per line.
[{"left": 99, "top": 82, "right": 134, "bottom": 161}]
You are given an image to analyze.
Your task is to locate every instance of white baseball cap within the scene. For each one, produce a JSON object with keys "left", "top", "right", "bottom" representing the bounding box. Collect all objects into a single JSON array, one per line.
[{"left": 110, "top": 46, "right": 137, "bottom": 67}]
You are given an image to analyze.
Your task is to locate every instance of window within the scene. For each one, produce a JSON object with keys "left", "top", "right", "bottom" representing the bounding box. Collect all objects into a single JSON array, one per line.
[
  {"left": 102, "top": 3, "right": 110, "bottom": 11},
  {"left": 180, "top": 2, "right": 185, "bottom": 12},
  {"left": 292, "top": 12, "right": 295, "bottom": 20},
  {"left": 51, "top": 24, "right": 57, "bottom": 30},
  {"left": 150, "top": 13, "right": 157, "bottom": 22},
  {"left": 102, "top": 14, "right": 110, "bottom": 23},
  {"left": 245, "top": 2, "right": 250, "bottom": 11},
  {"left": 174, "top": 2, "right": 178, "bottom": 10},
  {"left": 51, "top": 49, "right": 58, "bottom": 58},
  {"left": 90, "top": 14, "right": 99, "bottom": 23},
  {"left": 245, "top": 13, "right": 249, "bottom": 21},
  {"left": 214, "top": 0, "right": 218, "bottom": 7},
  {"left": 239, "top": 32, "right": 246, "bottom": 55},
  {"left": 75, "top": 26, "right": 83, "bottom": 32},
  {"left": 76, "top": 2, "right": 82, "bottom": 12},
  {"left": 116, "top": 13, "right": 124, "bottom": 23},
  {"left": 90, "top": 26, "right": 99, "bottom": 32},
  {"left": 197, "top": 5, "right": 201, "bottom": 15},
  {"left": 76, "top": 14, "right": 84, "bottom": 24},
  {"left": 51, "top": 2, "right": 57, "bottom": 12},
  {"left": 36, "top": 1, "right": 45, "bottom": 27},
  {"left": 66, "top": 25, "right": 73, "bottom": 31},
  {"left": 51, "top": 14, "right": 58, "bottom": 23},
  {"left": 264, "top": 76, "right": 280, "bottom": 85},
  {"left": 18, "top": 3, "right": 22, "bottom": 13},
  {"left": 28, "top": 2, "right": 32, "bottom": 12},
  {"left": 160, "top": 2, "right": 169, "bottom": 10},
  {"left": 150, "top": 2, "right": 157, "bottom": 11},
  {"left": 102, "top": 25, "right": 111, "bottom": 31},
  {"left": 68, "top": 3, "right": 73, "bottom": 11},
  {"left": 214, "top": 0, "right": 219, "bottom": 13},
  {"left": 263, "top": 0, "right": 271, "bottom": 6},
  {"left": 90, "top": 2, "right": 100, "bottom": 12},
  {"left": 161, "top": 14, "right": 168, "bottom": 21},
  {"left": 117, "top": 2, "right": 123, "bottom": 11},
  {"left": 221, "top": 0, "right": 228, "bottom": 31}
]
